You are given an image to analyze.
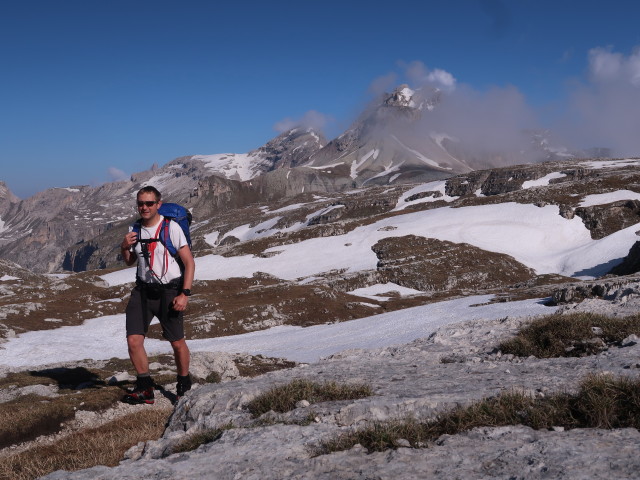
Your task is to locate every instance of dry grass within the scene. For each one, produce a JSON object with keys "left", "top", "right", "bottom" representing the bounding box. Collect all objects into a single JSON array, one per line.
[
  {"left": 0, "top": 387, "right": 124, "bottom": 449},
  {"left": 171, "top": 423, "right": 234, "bottom": 454},
  {"left": 246, "top": 378, "right": 372, "bottom": 417},
  {"left": 317, "top": 374, "right": 640, "bottom": 455},
  {"left": 499, "top": 312, "right": 640, "bottom": 358},
  {"left": 0, "top": 407, "right": 172, "bottom": 480}
]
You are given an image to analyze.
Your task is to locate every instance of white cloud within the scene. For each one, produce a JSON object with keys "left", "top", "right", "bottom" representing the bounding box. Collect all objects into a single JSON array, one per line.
[
  {"left": 402, "top": 60, "right": 457, "bottom": 92},
  {"left": 107, "top": 167, "right": 129, "bottom": 182},
  {"left": 273, "top": 110, "right": 332, "bottom": 133},
  {"left": 426, "top": 68, "right": 456, "bottom": 91},
  {"left": 558, "top": 46, "right": 640, "bottom": 156},
  {"left": 368, "top": 72, "right": 398, "bottom": 96},
  {"left": 588, "top": 46, "right": 640, "bottom": 86}
]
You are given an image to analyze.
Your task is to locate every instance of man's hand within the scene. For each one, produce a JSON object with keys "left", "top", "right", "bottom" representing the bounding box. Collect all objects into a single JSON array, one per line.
[
  {"left": 121, "top": 232, "right": 138, "bottom": 250},
  {"left": 172, "top": 294, "right": 189, "bottom": 311},
  {"left": 121, "top": 232, "right": 138, "bottom": 266}
]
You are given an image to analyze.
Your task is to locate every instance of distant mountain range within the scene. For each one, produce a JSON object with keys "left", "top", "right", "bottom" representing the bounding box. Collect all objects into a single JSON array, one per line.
[{"left": 0, "top": 84, "right": 605, "bottom": 274}]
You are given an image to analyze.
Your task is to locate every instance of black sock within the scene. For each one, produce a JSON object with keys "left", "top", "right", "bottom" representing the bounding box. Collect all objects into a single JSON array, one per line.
[{"left": 137, "top": 373, "right": 154, "bottom": 389}]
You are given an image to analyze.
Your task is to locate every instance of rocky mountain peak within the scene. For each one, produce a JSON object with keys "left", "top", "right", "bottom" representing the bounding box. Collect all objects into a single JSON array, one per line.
[
  {"left": 249, "top": 126, "right": 327, "bottom": 171},
  {"left": 381, "top": 84, "right": 441, "bottom": 112},
  {"left": 0, "top": 182, "right": 18, "bottom": 202},
  {"left": 0, "top": 182, "right": 19, "bottom": 216},
  {"left": 384, "top": 84, "right": 418, "bottom": 108}
]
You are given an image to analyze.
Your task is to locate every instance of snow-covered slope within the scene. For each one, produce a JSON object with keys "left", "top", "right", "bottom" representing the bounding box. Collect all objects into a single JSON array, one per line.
[{"left": 192, "top": 127, "right": 327, "bottom": 181}]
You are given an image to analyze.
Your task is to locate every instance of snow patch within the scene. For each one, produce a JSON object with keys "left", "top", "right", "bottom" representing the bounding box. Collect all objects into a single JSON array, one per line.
[
  {"left": 349, "top": 283, "right": 423, "bottom": 301},
  {"left": 193, "top": 153, "right": 264, "bottom": 182},
  {"left": 350, "top": 150, "right": 379, "bottom": 179},
  {"left": 221, "top": 217, "right": 283, "bottom": 243},
  {"left": 394, "top": 181, "right": 458, "bottom": 210},
  {"left": 0, "top": 295, "right": 557, "bottom": 367},
  {"left": 204, "top": 231, "right": 220, "bottom": 247},
  {"left": 584, "top": 159, "right": 640, "bottom": 169},
  {"left": 522, "top": 172, "right": 567, "bottom": 189},
  {"left": 391, "top": 135, "right": 447, "bottom": 169},
  {"left": 579, "top": 190, "right": 640, "bottom": 207},
  {"left": 308, "top": 162, "right": 344, "bottom": 170}
]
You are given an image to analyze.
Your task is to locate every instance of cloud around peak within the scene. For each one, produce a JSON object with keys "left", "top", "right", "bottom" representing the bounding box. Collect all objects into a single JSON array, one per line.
[{"left": 273, "top": 110, "right": 333, "bottom": 134}]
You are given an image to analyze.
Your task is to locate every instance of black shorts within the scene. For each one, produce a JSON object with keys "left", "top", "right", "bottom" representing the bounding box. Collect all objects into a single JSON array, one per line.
[{"left": 125, "top": 285, "right": 185, "bottom": 342}]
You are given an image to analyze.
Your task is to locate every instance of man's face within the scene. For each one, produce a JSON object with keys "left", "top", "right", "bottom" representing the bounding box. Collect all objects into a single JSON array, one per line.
[{"left": 137, "top": 192, "right": 160, "bottom": 222}]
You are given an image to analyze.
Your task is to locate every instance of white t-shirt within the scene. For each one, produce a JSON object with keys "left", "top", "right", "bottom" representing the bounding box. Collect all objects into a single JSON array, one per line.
[{"left": 129, "top": 216, "right": 189, "bottom": 284}]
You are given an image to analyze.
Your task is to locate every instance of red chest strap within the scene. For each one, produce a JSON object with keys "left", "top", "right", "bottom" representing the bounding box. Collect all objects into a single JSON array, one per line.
[{"left": 148, "top": 221, "right": 169, "bottom": 279}]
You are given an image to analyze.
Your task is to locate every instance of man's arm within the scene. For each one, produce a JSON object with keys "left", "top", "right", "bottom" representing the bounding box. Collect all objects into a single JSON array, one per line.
[
  {"left": 178, "top": 245, "right": 195, "bottom": 291},
  {"left": 120, "top": 232, "right": 138, "bottom": 266},
  {"left": 172, "top": 245, "right": 195, "bottom": 311}
]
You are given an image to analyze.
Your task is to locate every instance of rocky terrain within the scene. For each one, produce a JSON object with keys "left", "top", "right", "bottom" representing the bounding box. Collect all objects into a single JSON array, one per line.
[
  {"left": 33, "top": 281, "right": 640, "bottom": 480},
  {"left": 0, "top": 154, "right": 639, "bottom": 477},
  {"left": 1, "top": 84, "right": 640, "bottom": 478},
  {"left": 2, "top": 156, "right": 640, "bottom": 347}
]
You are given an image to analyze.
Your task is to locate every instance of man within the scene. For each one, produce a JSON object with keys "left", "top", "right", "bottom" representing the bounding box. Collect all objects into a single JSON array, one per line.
[{"left": 120, "top": 186, "right": 195, "bottom": 404}]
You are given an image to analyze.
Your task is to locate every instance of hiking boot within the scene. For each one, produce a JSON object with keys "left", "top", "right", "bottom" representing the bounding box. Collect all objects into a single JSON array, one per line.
[
  {"left": 123, "top": 376, "right": 155, "bottom": 405},
  {"left": 176, "top": 374, "right": 192, "bottom": 398},
  {"left": 122, "top": 385, "right": 155, "bottom": 404}
]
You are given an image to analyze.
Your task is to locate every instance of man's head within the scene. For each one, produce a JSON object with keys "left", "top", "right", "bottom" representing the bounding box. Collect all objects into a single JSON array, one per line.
[
  {"left": 136, "top": 186, "right": 162, "bottom": 225},
  {"left": 137, "top": 186, "right": 161, "bottom": 203}
]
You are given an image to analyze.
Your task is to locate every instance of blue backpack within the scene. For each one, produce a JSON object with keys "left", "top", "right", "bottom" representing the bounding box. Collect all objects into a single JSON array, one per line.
[{"left": 132, "top": 203, "right": 192, "bottom": 257}]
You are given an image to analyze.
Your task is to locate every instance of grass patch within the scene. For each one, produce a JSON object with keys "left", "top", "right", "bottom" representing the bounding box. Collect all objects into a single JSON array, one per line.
[
  {"left": 205, "top": 371, "right": 222, "bottom": 384},
  {"left": 0, "top": 387, "right": 124, "bottom": 449},
  {"left": 171, "top": 423, "right": 234, "bottom": 454},
  {"left": 246, "top": 379, "right": 372, "bottom": 417},
  {"left": 0, "top": 408, "right": 171, "bottom": 480},
  {"left": 234, "top": 355, "right": 297, "bottom": 378},
  {"left": 317, "top": 374, "right": 640, "bottom": 455},
  {"left": 499, "top": 312, "right": 640, "bottom": 358}
]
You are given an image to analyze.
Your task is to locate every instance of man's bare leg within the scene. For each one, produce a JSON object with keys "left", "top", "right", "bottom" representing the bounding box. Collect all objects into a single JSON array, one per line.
[
  {"left": 171, "top": 337, "right": 190, "bottom": 376},
  {"left": 127, "top": 334, "right": 149, "bottom": 374}
]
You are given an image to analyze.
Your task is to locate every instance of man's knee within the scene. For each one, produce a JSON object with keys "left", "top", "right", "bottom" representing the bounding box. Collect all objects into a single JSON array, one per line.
[
  {"left": 127, "top": 334, "right": 145, "bottom": 350},
  {"left": 170, "top": 338, "right": 189, "bottom": 352}
]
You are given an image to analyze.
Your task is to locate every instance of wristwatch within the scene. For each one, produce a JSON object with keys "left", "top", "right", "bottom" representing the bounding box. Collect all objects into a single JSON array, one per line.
[{"left": 181, "top": 289, "right": 192, "bottom": 296}]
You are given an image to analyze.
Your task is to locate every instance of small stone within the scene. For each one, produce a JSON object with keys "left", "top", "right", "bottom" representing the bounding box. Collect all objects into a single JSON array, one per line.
[
  {"left": 108, "top": 371, "right": 135, "bottom": 385},
  {"left": 622, "top": 334, "right": 639, "bottom": 347},
  {"left": 395, "top": 438, "right": 411, "bottom": 448},
  {"left": 296, "top": 400, "right": 310, "bottom": 408},
  {"left": 552, "top": 426, "right": 565, "bottom": 432},
  {"left": 350, "top": 444, "right": 366, "bottom": 453}
]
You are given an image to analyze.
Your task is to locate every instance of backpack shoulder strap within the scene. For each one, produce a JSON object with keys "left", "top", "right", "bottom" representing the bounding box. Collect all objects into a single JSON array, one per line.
[{"left": 158, "top": 217, "right": 178, "bottom": 257}]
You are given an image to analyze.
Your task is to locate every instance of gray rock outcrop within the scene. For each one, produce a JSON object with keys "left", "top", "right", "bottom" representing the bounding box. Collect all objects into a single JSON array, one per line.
[{"left": 43, "top": 289, "right": 640, "bottom": 479}]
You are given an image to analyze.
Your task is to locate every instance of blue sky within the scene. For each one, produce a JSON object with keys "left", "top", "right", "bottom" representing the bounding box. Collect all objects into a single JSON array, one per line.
[{"left": 2, "top": 0, "right": 640, "bottom": 199}]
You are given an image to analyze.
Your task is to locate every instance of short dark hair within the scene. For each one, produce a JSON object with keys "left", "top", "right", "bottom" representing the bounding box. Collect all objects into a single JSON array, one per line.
[{"left": 137, "top": 186, "right": 161, "bottom": 202}]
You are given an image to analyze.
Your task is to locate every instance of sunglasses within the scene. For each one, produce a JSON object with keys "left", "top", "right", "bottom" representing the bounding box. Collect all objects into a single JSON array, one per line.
[{"left": 137, "top": 201, "right": 158, "bottom": 207}]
